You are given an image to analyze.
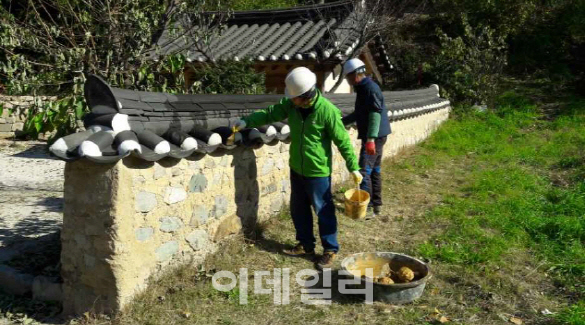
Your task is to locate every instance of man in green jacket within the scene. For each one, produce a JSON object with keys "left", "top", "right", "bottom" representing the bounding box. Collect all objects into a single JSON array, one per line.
[{"left": 234, "top": 67, "right": 362, "bottom": 270}]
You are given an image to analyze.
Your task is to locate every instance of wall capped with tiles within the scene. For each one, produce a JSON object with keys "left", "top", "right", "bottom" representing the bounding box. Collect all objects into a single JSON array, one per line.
[{"left": 60, "top": 106, "right": 450, "bottom": 315}]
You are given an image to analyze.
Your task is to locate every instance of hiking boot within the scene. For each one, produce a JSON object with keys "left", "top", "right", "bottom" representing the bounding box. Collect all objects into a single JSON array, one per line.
[
  {"left": 316, "top": 251, "right": 337, "bottom": 270},
  {"left": 283, "top": 243, "right": 315, "bottom": 257}
]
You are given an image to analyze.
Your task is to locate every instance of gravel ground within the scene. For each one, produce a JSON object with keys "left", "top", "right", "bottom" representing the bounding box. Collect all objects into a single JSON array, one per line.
[
  {"left": 0, "top": 140, "right": 65, "bottom": 325},
  {"left": 0, "top": 140, "right": 64, "bottom": 249}
]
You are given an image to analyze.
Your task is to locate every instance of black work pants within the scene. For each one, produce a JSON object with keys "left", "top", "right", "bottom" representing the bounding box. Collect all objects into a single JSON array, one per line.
[{"left": 358, "top": 137, "right": 387, "bottom": 207}]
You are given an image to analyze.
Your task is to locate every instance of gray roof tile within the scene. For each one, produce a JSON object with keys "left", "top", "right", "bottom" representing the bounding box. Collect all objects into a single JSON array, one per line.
[
  {"left": 49, "top": 75, "right": 449, "bottom": 163},
  {"left": 152, "top": 1, "right": 375, "bottom": 63}
]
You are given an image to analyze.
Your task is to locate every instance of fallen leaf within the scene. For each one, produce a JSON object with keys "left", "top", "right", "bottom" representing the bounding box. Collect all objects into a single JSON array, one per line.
[
  {"left": 428, "top": 308, "right": 449, "bottom": 324},
  {"left": 510, "top": 316, "right": 523, "bottom": 324},
  {"left": 497, "top": 314, "right": 509, "bottom": 322},
  {"left": 181, "top": 311, "right": 192, "bottom": 318}
]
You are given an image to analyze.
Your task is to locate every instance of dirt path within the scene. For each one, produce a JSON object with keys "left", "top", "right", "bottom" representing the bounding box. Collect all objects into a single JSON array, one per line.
[{"left": 0, "top": 140, "right": 64, "bottom": 250}]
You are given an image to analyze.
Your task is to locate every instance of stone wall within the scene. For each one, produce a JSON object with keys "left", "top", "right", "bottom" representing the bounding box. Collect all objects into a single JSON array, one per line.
[
  {"left": 60, "top": 107, "right": 450, "bottom": 315},
  {"left": 0, "top": 95, "right": 56, "bottom": 138}
]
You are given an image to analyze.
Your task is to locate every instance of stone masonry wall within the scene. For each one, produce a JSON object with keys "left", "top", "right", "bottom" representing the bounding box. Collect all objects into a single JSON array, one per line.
[
  {"left": 0, "top": 95, "right": 57, "bottom": 138},
  {"left": 60, "top": 107, "right": 450, "bottom": 315}
]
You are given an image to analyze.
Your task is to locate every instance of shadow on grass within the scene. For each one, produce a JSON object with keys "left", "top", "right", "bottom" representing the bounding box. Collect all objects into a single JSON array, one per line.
[
  {"left": 0, "top": 292, "right": 64, "bottom": 324},
  {"left": 249, "top": 226, "right": 317, "bottom": 263},
  {"left": 303, "top": 268, "right": 368, "bottom": 305},
  {"left": 3, "top": 231, "right": 61, "bottom": 278},
  {"left": 0, "top": 233, "right": 63, "bottom": 324}
]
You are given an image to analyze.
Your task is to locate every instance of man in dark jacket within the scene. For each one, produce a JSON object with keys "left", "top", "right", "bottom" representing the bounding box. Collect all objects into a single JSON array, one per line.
[{"left": 341, "top": 58, "right": 391, "bottom": 219}]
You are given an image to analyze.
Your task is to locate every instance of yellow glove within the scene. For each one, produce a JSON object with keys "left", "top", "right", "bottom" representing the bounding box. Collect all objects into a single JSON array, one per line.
[
  {"left": 233, "top": 120, "right": 247, "bottom": 131},
  {"left": 351, "top": 170, "right": 363, "bottom": 185}
]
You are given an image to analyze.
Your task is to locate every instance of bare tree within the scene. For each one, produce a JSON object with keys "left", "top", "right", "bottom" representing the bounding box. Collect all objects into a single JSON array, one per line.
[
  {"left": 0, "top": 0, "right": 227, "bottom": 93},
  {"left": 316, "top": 0, "right": 429, "bottom": 93}
]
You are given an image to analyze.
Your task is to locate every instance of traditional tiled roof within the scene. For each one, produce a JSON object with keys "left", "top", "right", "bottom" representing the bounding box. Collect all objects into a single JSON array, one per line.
[
  {"left": 151, "top": 1, "right": 371, "bottom": 64},
  {"left": 49, "top": 75, "right": 450, "bottom": 164}
]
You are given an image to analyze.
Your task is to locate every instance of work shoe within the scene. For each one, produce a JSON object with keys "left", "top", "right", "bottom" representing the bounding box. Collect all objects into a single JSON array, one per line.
[
  {"left": 365, "top": 206, "right": 376, "bottom": 220},
  {"left": 283, "top": 243, "right": 315, "bottom": 257},
  {"left": 316, "top": 251, "right": 337, "bottom": 270}
]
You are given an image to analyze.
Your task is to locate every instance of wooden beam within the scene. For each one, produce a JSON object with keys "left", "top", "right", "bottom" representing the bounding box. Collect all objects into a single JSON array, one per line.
[
  {"left": 255, "top": 62, "right": 333, "bottom": 94},
  {"left": 360, "top": 47, "right": 383, "bottom": 86}
]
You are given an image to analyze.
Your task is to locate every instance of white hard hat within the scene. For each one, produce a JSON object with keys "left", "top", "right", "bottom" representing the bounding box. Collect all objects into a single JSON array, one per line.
[
  {"left": 284, "top": 67, "right": 317, "bottom": 98},
  {"left": 343, "top": 58, "right": 366, "bottom": 76}
]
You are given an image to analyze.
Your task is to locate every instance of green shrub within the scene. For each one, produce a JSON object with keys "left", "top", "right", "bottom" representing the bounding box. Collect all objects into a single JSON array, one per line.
[
  {"left": 188, "top": 61, "right": 265, "bottom": 95},
  {"left": 0, "top": 1, "right": 267, "bottom": 140},
  {"left": 385, "top": 0, "right": 584, "bottom": 103},
  {"left": 220, "top": 0, "right": 298, "bottom": 10},
  {"left": 427, "top": 20, "right": 507, "bottom": 106}
]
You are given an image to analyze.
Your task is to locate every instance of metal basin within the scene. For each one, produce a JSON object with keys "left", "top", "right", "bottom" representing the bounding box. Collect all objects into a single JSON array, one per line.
[{"left": 340, "top": 252, "right": 431, "bottom": 304}]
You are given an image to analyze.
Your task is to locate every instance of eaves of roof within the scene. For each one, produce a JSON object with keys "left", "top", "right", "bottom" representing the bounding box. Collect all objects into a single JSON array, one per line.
[
  {"left": 151, "top": 1, "right": 365, "bottom": 64},
  {"left": 49, "top": 75, "right": 450, "bottom": 164}
]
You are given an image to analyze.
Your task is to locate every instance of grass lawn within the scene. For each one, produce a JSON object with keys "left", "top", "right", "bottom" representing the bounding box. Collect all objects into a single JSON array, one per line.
[{"left": 77, "top": 88, "right": 585, "bottom": 325}]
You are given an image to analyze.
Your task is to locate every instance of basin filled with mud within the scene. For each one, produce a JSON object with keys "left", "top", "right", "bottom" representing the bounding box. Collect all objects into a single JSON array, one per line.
[{"left": 340, "top": 252, "right": 431, "bottom": 303}]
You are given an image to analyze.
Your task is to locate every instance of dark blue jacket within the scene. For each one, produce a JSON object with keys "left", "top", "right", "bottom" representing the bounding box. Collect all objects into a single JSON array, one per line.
[{"left": 342, "top": 77, "right": 391, "bottom": 140}]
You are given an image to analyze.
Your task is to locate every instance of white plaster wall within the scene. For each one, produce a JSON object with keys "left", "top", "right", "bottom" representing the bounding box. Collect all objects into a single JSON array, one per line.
[{"left": 324, "top": 69, "right": 352, "bottom": 94}]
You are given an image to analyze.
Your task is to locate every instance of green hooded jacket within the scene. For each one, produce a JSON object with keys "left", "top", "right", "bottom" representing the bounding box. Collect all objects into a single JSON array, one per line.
[{"left": 243, "top": 91, "right": 359, "bottom": 177}]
